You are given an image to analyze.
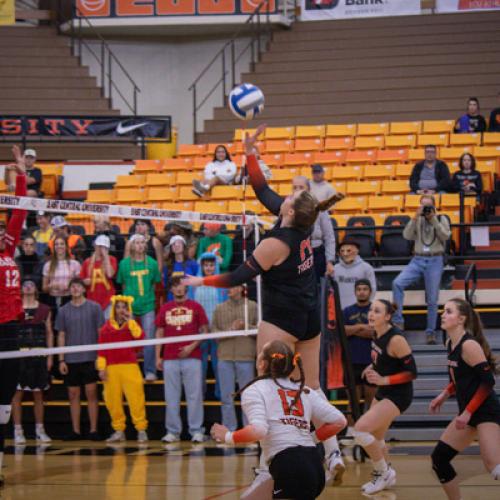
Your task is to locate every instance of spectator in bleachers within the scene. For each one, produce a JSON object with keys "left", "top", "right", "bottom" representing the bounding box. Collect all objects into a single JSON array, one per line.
[
  {"left": 334, "top": 238, "right": 376, "bottom": 309},
  {"left": 409, "top": 145, "right": 451, "bottom": 195},
  {"left": 42, "top": 236, "right": 82, "bottom": 315},
  {"left": 125, "top": 220, "right": 163, "bottom": 272},
  {"left": 5, "top": 148, "right": 42, "bottom": 198},
  {"left": 292, "top": 175, "right": 336, "bottom": 282},
  {"left": 197, "top": 223, "right": 233, "bottom": 273},
  {"left": 310, "top": 163, "right": 336, "bottom": 202},
  {"left": 192, "top": 145, "right": 237, "bottom": 197},
  {"left": 56, "top": 277, "right": 105, "bottom": 440},
  {"left": 93, "top": 216, "right": 125, "bottom": 259},
  {"left": 452, "top": 153, "right": 482, "bottom": 197},
  {"left": 15, "top": 236, "right": 43, "bottom": 286},
  {"left": 11, "top": 277, "right": 54, "bottom": 445},
  {"left": 32, "top": 211, "right": 53, "bottom": 257},
  {"left": 155, "top": 278, "right": 208, "bottom": 443},
  {"left": 454, "top": 97, "right": 487, "bottom": 134},
  {"left": 342, "top": 279, "right": 376, "bottom": 436},
  {"left": 488, "top": 98, "right": 500, "bottom": 132},
  {"left": 117, "top": 234, "right": 162, "bottom": 382},
  {"left": 162, "top": 221, "right": 199, "bottom": 261},
  {"left": 234, "top": 147, "right": 272, "bottom": 184},
  {"left": 392, "top": 195, "right": 451, "bottom": 345},
  {"left": 212, "top": 285, "right": 257, "bottom": 432},
  {"left": 164, "top": 235, "right": 198, "bottom": 300},
  {"left": 80, "top": 235, "right": 117, "bottom": 319},
  {"left": 48, "top": 215, "right": 86, "bottom": 262}
]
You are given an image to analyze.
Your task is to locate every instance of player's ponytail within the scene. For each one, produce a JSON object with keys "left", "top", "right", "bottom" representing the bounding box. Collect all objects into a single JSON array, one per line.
[
  {"left": 292, "top": 192, "right": 344, "bottom": 232},
  {"left": 315, "top": 192, "right": 345, "bottom": 214}
]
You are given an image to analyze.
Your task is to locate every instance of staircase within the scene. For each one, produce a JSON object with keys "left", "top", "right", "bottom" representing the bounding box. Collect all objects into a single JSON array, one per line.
[{"left": 198, "top": 10, "right": 500, "bottom": 143}]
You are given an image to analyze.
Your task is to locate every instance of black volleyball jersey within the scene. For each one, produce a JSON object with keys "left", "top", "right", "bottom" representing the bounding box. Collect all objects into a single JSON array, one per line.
[
  {"left": 261, "top": 226, "right": 317, "bottom": 311},
  {"left": 447, "top": 333, "right": 498, "bottom": 414}
]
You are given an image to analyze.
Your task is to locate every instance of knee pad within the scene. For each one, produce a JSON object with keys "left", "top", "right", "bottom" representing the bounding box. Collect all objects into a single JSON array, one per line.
[
  {"left": 491, "top": 464, "right": 500, "bottom": 480},
  {"left": 353, "top": 429, "right": 376, "bottom": 448},
  {"left": 431, "top": 441, "right": 459, "bottom": 484},
  {"left": 0, "top": 405, "right": 12, "bottom": 424}
]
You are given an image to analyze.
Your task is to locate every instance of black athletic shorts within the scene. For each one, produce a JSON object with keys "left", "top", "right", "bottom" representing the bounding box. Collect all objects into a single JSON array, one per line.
[
  {"left": 375, "top": 385, "right": 413, "bottom": 414},
  {"left": 18, "top": 357, "right": 50, "bottom": 391},
  {"left": 263, "top": 303, "right": 320, "bottom": 341},
  {"left": 64, "top": 361, "right": 99, "bottom": 387},
  {"left": 269, "top": 446, "right": 325, "bottom": 500},
  {"left": 464, "top": 395, "right": 500, "bottom": 427}
]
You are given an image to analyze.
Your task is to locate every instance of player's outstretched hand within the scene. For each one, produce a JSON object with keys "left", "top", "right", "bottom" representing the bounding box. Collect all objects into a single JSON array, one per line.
[
  {"left": 181, "top": 275, "right": 203, "bottom": 287},
  {"left": 243, "top": 123, "right": 266, "bottom": 156},
  {"left": 210, "top": 423, "right": 229, "bottom": 443}
]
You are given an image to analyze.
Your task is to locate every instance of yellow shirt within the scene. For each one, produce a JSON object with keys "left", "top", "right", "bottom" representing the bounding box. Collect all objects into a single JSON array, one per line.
[{"left": 33, "top": 227, "right": 54, "bottom": 244}]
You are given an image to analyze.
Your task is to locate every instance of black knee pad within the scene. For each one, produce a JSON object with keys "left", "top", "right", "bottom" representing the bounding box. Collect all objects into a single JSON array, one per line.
[{"left": 431, "top": 441, "right": 459, "bottom": 484}]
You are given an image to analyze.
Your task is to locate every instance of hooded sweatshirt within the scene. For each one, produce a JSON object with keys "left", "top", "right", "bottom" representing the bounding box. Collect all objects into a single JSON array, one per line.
[{"left": 334, "top": 256, "right": 377, "bottom": 308}]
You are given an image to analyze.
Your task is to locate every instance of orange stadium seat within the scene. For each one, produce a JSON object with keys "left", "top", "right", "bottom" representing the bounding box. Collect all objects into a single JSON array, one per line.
[
  {"left": 134, "top": 159, "right": 162, "bottom": 173},
  {"left": 179, "top": 186, "right": 200, "bottom": 201},
  {"left": 324, "top": 137, "right": 354, "bottom": 150},
  {"left": 86, "top": 189, "right": 115, "bottom": 204},
  {"left": 176, "top": 171, "right": 203, "bottom": 185},
  {"left": 364, "top": 164, "right": 395, "bottom": 180},
  {"left": 390, "top": 122, "right": 422, "bottom": 135},
  {"left": 295, "top": 138, "right": 323, "bottom": 152},
  {"left": 368, "top": 195, "right": 403, "bottom": 212},
  {"left": 283, "top": 152, "right": 313, "bottom": 166},
  {"left": 417, "top": 134, "right": 449, "bottom": 148},
  {"left": 234, "top": 128, "right": 259, "bottom": 141},
  {"left": 476, "top": 162, "right": 495, "bottom": 192},
  {"left": 177, "top": 144, "right": 207, "bottom": 157},
  {"left": 355, "top": 136, "right": 384, "bottom": 149},
  {"left": 147, "top": 186, "right": 178, "bottom": 202},
  {"left": 376, "top": 149, "right": 409, "bottom": 163},
  {"left": 333, "top": 197, "right": 366, "bottom": 213},
  {"left": 381, "top": 180, "right": 410, "bottom": 195},
  {"left": 325, "top": 124, "right": 357, "bottom": 137},
  {"left": 473, "top": 146, "right": 500, "bottom": 161},
  {"left": 295, "top": 125, "right": 326, "bottom": 139},
  {"left": 265, "top": 126, "right": 295, "bottom": 140},
  {"left": 265, "top": 140, "right": 293, "bottom": 154},
  {"left": 193, "top": 157, "right": 211, "bottom": 170},
  {"left": 422, "top": 120, "right": 455, "bottom": 134},
  {"left": 385, "top": 135, "right": 417, "bottom": 148},
  {"left": 482, "top": 133, "right": 500, "bottom": 146},
  {"left": 115, "top": 188, "right": 144, "bottom": 204},
  {"left": 195, "top": 201, "right": 228, "bottom": 213},
  {"left": 313, "top": 151, "right": 346, "bottom": 165},
  {"left": 206, "top": 143, "right": 234, "bottom": 155},
  {"left": 163, "top": 158, "right": 193, "bottom": 171},
  {"left": 438, "top": 147, "right": 473, "bottom": 161},
  {"left": 449, "top": 133, "right": 481, "bottom": 147},
  {"left": 146, "top": 172, "right": 176, "bottom": 186},
  {"left": 272, "top": 168, "right": 299, "bottom": 182},
  {"left": 404, "top": 194, "right": 422, "bottom": 211},
  {"left": 115, "top": 175, "right": 145, "bottom": 188},
  {"left": 347, "top": 181, "right": 381, "bottom": 196},
  {"left": 357, "top": 123, "right": 389, "bottom": 136},
  {"left": 227, "top": 200, "right": 244, "bottom": 214},
  {"left": 278, "top": 184, "right": 292, "bottom": 196},
  {"left": 211, "top": 185, "right": 243, "bottom": 200},
  {"left": 345, "top": 150, "right": 376, "bottom": 164},
  {"left": 163, "top": 201, "right": 194, "bottom": 212},
  {"left": 258, "top": 153, "right": 281, "bottom": 167},
  {"left": 331, "top": 181, "right": 346, "bottom": 193},
  {"left": 395, "top": 164, "right": 414, "bottom": 179},
  {"left": 407, "top": 149, "right": 425, "bottom": 162},
  {"left": 331, "top": 165, "right": 362, "bottom": 181}
]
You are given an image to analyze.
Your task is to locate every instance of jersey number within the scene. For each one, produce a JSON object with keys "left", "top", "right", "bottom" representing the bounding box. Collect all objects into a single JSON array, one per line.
[
  {"left": 278, "top": 389, "right": 304, "bottom": 417},
  {"left": 5, "top": 269, "right": 20, "bottom": 288}
]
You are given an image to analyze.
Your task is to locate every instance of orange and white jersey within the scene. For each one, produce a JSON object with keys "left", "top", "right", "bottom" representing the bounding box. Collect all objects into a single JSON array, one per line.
[{"left": 241, "top": 377, "right": 344, "bottom": 463}]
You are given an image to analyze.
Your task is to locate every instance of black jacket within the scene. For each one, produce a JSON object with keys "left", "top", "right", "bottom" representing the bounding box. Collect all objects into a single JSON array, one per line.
[
  {"left": 452, "top": 170, "right": 483, "bottom": 195},
  {"left": 409, "top": 160, "right": 451, "bottom": 193}
]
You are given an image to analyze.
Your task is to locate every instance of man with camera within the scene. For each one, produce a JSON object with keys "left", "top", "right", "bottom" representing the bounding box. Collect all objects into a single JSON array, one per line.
[{"left": 392, "top": 195, "right": 451, "bottom": 344}]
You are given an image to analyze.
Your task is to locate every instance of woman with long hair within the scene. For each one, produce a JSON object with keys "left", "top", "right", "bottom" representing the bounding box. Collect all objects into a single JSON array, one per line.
[
  {"left": 353, "top": 299, "right": 417, "bottom": 495},
  {"left": 211, "top": 340, "right": 346, "bottom": 500},
  {"left": 183, "top": 125, "right": 346, "bottom": 484},
  {"left": 164, "top": 235, "right": 198, "bottom": 300},
  {"left": 430, "top": 298, "right": 500, "bottom": 500},
  {"left": 124, "top": 219, "right": 163, "bottom": 273},
  {"left": 452, "top": 153, "right": 483, "bottom": 197}
]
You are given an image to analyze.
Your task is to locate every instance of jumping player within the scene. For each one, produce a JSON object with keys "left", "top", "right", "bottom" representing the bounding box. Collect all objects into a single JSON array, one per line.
[
  {"left": 430, "top": 298, "right": 500, "bottom": 500},
  {"left": 353, "top": 299, "right": 417, "bottom": 495},
  {"left": 211, "top": 340, "right": 346, "bottom": 500},
  {"left": 183, "top": 124, "right": 346, "bottom": 483},
  {"left": 0, "top": 146, "right": 27, "bottom": 487}
]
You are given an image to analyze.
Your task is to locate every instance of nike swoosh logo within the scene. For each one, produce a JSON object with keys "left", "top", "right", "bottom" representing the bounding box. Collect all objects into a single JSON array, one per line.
[
  {"left": 273, "top": 490, "right": 282, "bottom": 495},
  {"left": 116, "top": 122, "right": 147, "bottom": 134}
]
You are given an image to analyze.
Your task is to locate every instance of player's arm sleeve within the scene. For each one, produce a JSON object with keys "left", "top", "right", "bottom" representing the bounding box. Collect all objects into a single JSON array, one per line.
[
  {"left": 6, "top": 174, "right": 28, "bottom": 253},
  {"left": 444, "top": 381, "right": 456, "bottom": 396},
  {"left": 309, "top": 392, "right": 347, "bottom": 441},
  {"left": 247, "top": 154, "right": 283, "bottom": 216},
  {"left": 386, "top": 354, "right": 417, "bottom": 385},
  {"left": 202, "top": 255, "right": 264, "bottom": 288},
  {"left": 465, "top": 362, "right": 496, "bottom": 414}
]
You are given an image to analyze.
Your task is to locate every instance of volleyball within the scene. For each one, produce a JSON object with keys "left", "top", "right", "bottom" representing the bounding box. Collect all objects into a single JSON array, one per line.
[{"left": 228, "top": 83, "right": 264, "bottom": 121}]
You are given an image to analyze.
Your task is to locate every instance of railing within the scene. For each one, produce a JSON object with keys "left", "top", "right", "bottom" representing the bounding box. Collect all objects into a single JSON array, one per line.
[
  {"left": 188, "top": 1, "right": 275, "bottom": 142},
  {"left": 464, "top": 263, "right": 477, "bottom": 306}
]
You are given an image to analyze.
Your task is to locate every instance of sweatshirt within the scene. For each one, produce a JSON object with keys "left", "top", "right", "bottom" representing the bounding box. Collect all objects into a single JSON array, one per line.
[
  {"left": 403, "top": 215, "right": 451, "bottom": 255},
  {"left": 197, "top": 233, "right": 233, "bottom": 272},
  {"left": 334, "top": 256, "right": 376, "bottom": 308}
]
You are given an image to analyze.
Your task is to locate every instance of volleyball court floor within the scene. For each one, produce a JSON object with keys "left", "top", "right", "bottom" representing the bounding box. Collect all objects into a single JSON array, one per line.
[{"left": 2, "top": 440, "right": 497, "bottom": 499}]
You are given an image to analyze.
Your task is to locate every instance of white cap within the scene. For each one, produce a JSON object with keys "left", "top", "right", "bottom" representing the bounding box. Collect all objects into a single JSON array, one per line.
[
  {"left": 129, "top": 234, "right": 146, "bottom": 243},
  {"left": 169, "top": 235, "right": 186, "bottom": 247},
  {"left": 51, "top": 215, "right": 68, "bottom": 228},
  {"left": 24, "top": 149, "right": 37, "bottom": 158},
  {"left": 94, "top": 234, "right": 110, "bottom": 249}
]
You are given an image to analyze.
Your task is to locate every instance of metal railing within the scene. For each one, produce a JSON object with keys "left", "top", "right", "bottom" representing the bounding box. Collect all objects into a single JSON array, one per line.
[
  {"left": 464, "top": 263, "right": 478, "bottom": 306},
  {"left": 188, "top": 1, "right": 275, "bottom": 142}
]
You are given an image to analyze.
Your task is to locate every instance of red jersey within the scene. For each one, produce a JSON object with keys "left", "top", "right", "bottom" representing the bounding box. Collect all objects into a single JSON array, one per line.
[
  {"left": 155, "top": 299, "right": 208, "bottom": 361},
  {"left": 0, "top": 174, "right": 27, "bottom": 324},
  {"left": 80, "top": 256, "right": 117, "bottom": 309},
  {"left": 97, "top": 320, "right": 145, "bottom": 367}
]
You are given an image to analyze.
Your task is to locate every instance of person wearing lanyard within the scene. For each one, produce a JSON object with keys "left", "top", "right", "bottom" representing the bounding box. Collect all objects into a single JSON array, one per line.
[{"left": 392, "top": 195, "right": 451, "bottom": 345}]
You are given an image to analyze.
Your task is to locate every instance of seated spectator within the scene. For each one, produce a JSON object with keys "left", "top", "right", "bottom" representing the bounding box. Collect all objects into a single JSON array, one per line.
[
  {"left": 310, "top": 163, "right": 336, "bottom": 202},
  {"left": 488, "top": 96, "right": 500, "bottom": 132},
  {"left": 31, "top": 211, "right": 53, "bottom": 257},
  {"left": 97, "top": 295, "right": 148, "bottom": 443},
  {"left": 409, "top": 145, "right": 451, "bottom": 194},
  {"left": 334, "top": 238, "right": 376, "bottom": 309},
  {"left": 452, "top": 153, "right": 482, "bottom": 197},
  {"left": 342, "top": 279, "right": 376, "bottom": 436},
  {"left": 164, "top": 235, "right": 198, "bottom": 300},
  {"left": 155, "top": 278, "right": 208, "bottom": 443},
  {"left": 80, "top": 235, "right": 117, "bottom": 319},
  {"left": 212, "top": 285, "right": 257, "bottom": 431},
  {"left": 48, "top": 215, "right": 86, "bottom": 262},
  {"left": 93, "top": 216, "right": 125, "bottom": 259},
  {"left": 4, "top": 148, "right": 42, "bottom": 198},
  {"left": 15, "top": 236, "right": 43, "bottom": 286},
  {"left": 234, "top": 147, "right": 272, "bottom": 184},
  {"left": 12, "top": 277, "right": 54, "bottom": 445},
  {"left": 161, "top": 221, "right": 198, "bottom": 261},
  {"left": 197, "top": 223, "right": 233, "bottom": 273},
  {"left": 192, "top": 145, "right": 237, "bottom": 197},
  {"left": 454, "top": 97, "right": 487, "bottom": 133},
  {"left": 125, "top": 219, "right": 163, "bottom": 272}
]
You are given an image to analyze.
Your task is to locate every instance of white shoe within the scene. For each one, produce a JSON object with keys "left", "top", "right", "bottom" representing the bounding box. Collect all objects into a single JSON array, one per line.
[
  {"left": 161, "top": 433, "right": 180, "bottom": 443},
  {"left": 240, "top": 468, "right": 274, "bottom": 500},
  {"left": 106, "top": 431, "right": 126, "bottom": 443},
  {"left": 137, "top": 431, "right": 148, "bottom": 443},
  {"left": 14, "top": 429, "right": 26, "bottom": 445},
  {"left": 36, "top": 429, "right": 52, "bottom": 443},
  {"left": 326, "top": 449, "right": 346, "bottom": 486},
  {"left": 362, "top": 467, "right": 396, "bottom": 495},
  {"left": 191, "top": 432, "right": 205, "bottom": 443},
  {"left": 144, "top": 373, "right": 158, "bottom": 382}
]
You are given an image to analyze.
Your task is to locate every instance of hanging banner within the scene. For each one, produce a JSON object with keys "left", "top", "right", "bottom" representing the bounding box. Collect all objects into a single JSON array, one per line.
[
  {"left": 0, "top": 0, "right": 15, "bottom": 25},
  {"left": 0, "top": 116, "right": 171, "bottom": 139},
  {"left": 436, "top": 0, "right": 500, "bottom": 12},
  {"left": 301, "top": 0, "right": 421, "bottom": 21}
]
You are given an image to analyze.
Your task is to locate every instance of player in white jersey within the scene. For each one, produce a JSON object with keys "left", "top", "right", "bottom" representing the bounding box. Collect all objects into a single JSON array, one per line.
[{"left": 211, "top": 340, "right": 346, "bottom": 500}]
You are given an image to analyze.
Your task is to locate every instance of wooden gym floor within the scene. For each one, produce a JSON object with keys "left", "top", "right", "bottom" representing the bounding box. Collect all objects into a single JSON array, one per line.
[{"left": 1, "top": 441, "right": 498, "bottom": 499}]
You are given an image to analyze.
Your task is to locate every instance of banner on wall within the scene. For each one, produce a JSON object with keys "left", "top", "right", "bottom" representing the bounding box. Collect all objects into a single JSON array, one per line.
[
  {"left": 436, "top": 0, "right": 500, "bottom": 12},
  {"left": 0, "top": 0, "right": 15, "bottom": 25},
  {"left": 301, "top": 0, "right": 421, "bottom": 21},
  {"left": 0, "top": 116, "right": 171, "bottom": 139}
]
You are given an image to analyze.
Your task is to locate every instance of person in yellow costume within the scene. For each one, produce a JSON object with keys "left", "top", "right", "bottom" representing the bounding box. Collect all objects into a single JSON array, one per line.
[{"left": 96, "top": 295, "right": 148, "bottom": 443}]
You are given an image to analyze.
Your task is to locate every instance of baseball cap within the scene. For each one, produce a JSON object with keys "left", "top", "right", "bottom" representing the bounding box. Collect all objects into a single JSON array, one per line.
[
  {"left": 22, "top": 275, "right": 37, "bottom": 286},
  {"left": 94, "top": 234, "right": 110, "bottom": 249},
  {"left": 129, "top": 233, "right": 146, "bottom": 243},
  {"left": 339, "top": 238, "right": 360, "bottom": 250},
  {"left": 169, "top": 235, "right": 186, "bottom": 247},
  {"left": 311, "top": 164, "right": 324, "bottom": 173},
  {"left": 50, "top": 215, "right": 68, "bottom": 228},
  {"left": 24, "top": 149, "right": 37, "bottom": 158}
]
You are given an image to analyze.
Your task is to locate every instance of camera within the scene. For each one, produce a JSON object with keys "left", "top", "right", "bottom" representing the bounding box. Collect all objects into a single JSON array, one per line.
[{"left": 422, "top": 206, "right": 434, "bottom": 216}]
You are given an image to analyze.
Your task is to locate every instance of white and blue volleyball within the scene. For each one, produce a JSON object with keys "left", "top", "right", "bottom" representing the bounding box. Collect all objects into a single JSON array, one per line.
[{"left": 228, "top": 83, "right": 264, "bottom": 121}]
